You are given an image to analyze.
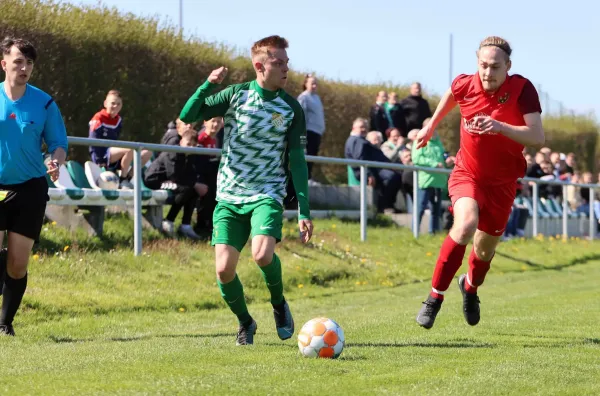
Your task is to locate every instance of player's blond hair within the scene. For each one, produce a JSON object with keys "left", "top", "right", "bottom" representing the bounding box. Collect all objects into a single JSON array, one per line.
[
  {"left": 251, "top": 35, "right": 288, "bottom": 61},
  {"left": 478, "top": 36, "right": 512, "bottom": 60}
]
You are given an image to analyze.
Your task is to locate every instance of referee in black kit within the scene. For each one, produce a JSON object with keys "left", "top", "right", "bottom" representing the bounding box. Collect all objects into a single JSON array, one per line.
[{"left": 0, "top": 37, "right": 68, "bottom": 336}]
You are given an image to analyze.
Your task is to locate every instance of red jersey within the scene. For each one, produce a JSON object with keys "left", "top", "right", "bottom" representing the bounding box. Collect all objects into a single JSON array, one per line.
[
  {"left": 197, "top": 131, "right": 217, "bottom": 148},
  {"left": 451, "top": 73, "right": 542, "bottom": 186}
]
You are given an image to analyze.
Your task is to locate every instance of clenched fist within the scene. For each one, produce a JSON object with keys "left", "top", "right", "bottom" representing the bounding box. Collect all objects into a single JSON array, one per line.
[{"left": 208, "top": 66, "right": 228, "bottom": 84}]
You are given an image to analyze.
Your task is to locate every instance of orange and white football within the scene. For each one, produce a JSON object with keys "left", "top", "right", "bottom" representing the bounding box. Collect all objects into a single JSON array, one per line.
[{"left": 297, "top": 317, "right": 345, "bottom": 359}]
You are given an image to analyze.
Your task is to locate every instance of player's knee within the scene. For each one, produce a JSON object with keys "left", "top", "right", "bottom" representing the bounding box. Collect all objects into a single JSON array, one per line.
[
  {"left": 7, "top": 251, "right": 29, "bottom": 279},
  {"left": 215, "top": 245, "right": 238, "bottom": 283},
  {"left": 215, "top": 262, "right": 236, "bottom": 283},
  {"left": 474, "top": 246, "right": 495, "bottom": 262},
  {"left": 252, "top": 249, "right": 273, "bottom": 267},
  {"left": 452, "top": 219, "right": 477, "bottom": 243}
]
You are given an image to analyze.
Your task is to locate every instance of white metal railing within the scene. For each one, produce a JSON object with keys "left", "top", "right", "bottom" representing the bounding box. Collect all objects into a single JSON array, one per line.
[{"left": 67, "top": 137, "right": 599, "bottom": 255}]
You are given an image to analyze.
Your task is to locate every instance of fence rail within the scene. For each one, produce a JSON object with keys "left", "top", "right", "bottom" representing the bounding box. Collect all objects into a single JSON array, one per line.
[{"left": 67, "top": 137, "right": 599, "bottom": 256}]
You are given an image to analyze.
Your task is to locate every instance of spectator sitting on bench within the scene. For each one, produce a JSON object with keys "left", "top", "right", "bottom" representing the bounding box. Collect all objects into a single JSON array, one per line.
[
  {"left": 88, "top": 90, "right": 153, "bottom": 189},
  {"left": 381, "top": 127, "right": 406, "bottom": 163},
  {"left": 144, "top": 128, "right": 206, "bottom": 240},
  {"left": 344, "top": 118, "right": 403, "bottom": 213}
]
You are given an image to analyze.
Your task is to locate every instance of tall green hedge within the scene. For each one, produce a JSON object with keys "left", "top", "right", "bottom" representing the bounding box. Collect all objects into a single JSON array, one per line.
[{"left": 1, "top": 0, "right": 597, "bottom": 181}]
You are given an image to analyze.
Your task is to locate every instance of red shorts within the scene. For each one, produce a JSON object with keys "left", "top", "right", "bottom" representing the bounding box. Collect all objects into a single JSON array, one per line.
[{"left": 447, "top": 170, "right": 517, "bottom": 237}]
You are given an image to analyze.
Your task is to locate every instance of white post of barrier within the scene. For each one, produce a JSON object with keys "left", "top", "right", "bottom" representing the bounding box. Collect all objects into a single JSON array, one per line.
[
  {"left": 532, "top": 182, "right": 538, "bottom": 237},
  {"left": 412, "top": 171, "right": 419, "bottom": 238},
  {"left": 360, "top": 166, "right": 367, "bottom": 242},
  {"left": 562, "top": 184, "right": 568, "bottom": 239},
  {"left": 590, "top": 187, "right": 595, "bottom": 241},
  {"left": 133, "top": 148, "right": 143, "bottom": 256}
]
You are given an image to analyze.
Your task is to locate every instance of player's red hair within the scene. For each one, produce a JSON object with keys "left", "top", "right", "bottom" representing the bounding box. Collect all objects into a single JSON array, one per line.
[{"left": 251, "top": 35, "right": 288, "bottom": 60}]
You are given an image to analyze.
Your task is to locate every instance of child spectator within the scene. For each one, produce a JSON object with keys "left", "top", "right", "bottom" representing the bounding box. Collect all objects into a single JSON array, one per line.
[{"left": 88, "top": 90, "right": 152, "bottom": 188}]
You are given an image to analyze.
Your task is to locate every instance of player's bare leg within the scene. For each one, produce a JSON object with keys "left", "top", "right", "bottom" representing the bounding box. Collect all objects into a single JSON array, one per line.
[
  {"left": 457, "top": 230, "right": 500, "bottom": 326},
  {"left": 417, "top": 197, "right": 479, "bottom": 329},
  {"left": 215, "top": 244, "right": 256, "bottom": 345},
  {"left": 0, "top": 232, "right": 34, "bottom": 336},
  {"left": 252, "top": 235, "right": 294, "bottom": 340}
]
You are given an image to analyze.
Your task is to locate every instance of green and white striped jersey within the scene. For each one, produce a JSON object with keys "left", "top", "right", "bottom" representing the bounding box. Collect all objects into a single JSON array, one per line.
[{"left": 181, "top": 80, "right": 307, "bottom": 207}]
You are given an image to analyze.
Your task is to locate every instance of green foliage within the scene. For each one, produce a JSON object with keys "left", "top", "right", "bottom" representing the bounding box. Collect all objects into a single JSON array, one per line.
[{"left": 0, "top": 0, "right": 597, "bottom": 181}]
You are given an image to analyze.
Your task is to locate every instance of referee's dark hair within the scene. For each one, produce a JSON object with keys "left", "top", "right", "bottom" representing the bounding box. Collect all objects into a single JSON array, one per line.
[{"left": 1, "top": 37, "right": 37, "bottom": 62}]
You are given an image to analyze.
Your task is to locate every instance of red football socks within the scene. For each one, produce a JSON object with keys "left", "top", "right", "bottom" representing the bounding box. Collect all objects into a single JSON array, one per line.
[
  {"left": 465, "top": 249, "right": 492, "bottom": 294},
  {"left": 430, "top": 236, "right": 467, "bottom": 300}
]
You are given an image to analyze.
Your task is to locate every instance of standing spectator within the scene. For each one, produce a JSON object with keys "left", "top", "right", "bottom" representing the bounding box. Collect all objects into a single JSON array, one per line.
[
  {"left": 400, "top": 82, "right": 432, "bottom": 132},
  {"left": 297, "top": 75, "right": 325, "bottom": 183},
  {"left": 411, "top": 131, "right": 448, "bottom": 233},
  {"left": 381, "top": 127, "right": 405, "bottom": 163},
  {"left": 369, "top": 91, "right": 389, "bottom": 134},
  {"left": 144, "top": 128, "right": 204, "bottom": 240},
  {"left": 88, "top": 90, "right": 152, "bottom": 188},
  {"left": 385, "top": 92, "right": 408, "bottom": 136}
]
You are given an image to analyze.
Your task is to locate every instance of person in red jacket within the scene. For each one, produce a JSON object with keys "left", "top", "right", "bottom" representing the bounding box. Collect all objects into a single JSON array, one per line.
[{"left": 415, "top": 36, "right": 544, "bottom": 329}]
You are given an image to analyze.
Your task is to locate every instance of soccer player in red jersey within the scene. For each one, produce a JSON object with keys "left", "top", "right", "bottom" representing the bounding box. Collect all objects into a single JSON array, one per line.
[{"left": 415, "top": 36, "right": 544, "bottom": 329}]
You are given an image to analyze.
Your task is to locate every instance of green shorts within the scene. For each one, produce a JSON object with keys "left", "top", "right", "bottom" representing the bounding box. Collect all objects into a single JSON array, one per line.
[{"left": 211, "top": 199, "right": 284, "bottom": 252}]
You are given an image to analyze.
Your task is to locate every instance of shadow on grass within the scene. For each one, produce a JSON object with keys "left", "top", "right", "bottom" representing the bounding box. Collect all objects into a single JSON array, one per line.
[
  {"left": 49, "top": 332, "right": 233, "bottom": 344},
  {"left": 347, "top": 341, "right": 495, "bottom": 349},
  {"left": 495, "top": 251, "right": 600, "bottom": 271}
]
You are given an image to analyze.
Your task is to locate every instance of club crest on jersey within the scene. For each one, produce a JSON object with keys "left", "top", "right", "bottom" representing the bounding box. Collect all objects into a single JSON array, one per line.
[
  {"left": 498, "top": 92, "right": 510, "bottom": 104},
  {"left": 271, "top": 112, "right": 285, "bottom": 129}
]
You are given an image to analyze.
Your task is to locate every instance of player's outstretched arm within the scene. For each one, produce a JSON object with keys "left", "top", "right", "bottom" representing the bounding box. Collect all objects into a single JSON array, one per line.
[
  {"left": 416, "top": 88, "right": 456, "bottom": 148},
  {"left": 473, "top": 112, "right": 545, "bottom": 148},
  {"left": 179, "top": 66, "right": 231, "bottom": 123}
]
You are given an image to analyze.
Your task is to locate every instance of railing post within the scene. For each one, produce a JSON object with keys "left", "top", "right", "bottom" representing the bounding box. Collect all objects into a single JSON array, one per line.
[
  {"left": 532, "top": 182, "right": 538, "bottom": 237},
  {"left": 562, "top": 184, "right": 568, "bottom": 239},
  {"left": 133, "top": 148, "right": 143, "bottom": 256},
  {"left": 412, "top": 170, "right": 419, "bottom": 238},
  {"left": 590, "top": 187, "right": 595, "bottom": 241},
  {"left": 360, "top": 166, "right": 367, "bottom": 242}
]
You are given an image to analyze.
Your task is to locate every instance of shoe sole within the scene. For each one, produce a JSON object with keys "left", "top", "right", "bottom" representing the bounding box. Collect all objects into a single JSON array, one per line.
[{"left": 458, "top": 275, "right": 480, "bottom": 326}]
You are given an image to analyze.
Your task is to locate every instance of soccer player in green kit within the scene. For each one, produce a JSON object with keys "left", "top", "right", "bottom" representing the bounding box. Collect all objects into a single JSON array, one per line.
[{"left": 180, "top": 35, "right": 313, "bottom": 346}]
